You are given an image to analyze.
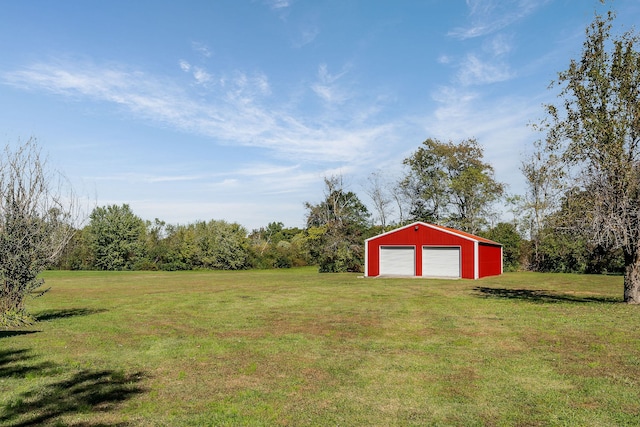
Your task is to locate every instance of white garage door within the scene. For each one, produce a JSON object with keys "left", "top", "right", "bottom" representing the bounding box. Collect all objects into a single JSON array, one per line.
[
  {"left": 422, "top": 247, "right": 461, "bottom": 278},
  {"left": 379, "top": 246, "right": 415, "bottom": 276}
]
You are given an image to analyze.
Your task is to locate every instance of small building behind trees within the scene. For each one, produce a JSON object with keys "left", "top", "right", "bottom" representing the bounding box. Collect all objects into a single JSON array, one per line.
[{"left": 365, "top": 222, "right": 502, "bottom": 279}]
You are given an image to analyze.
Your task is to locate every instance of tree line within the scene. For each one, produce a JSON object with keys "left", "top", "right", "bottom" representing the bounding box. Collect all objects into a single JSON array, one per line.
[
  {"left": 56, "top": 205, "right": 309, "bottom": 272},
  {"left": 39, "top": 143, "right": 514, "bottom": 274},
  {"left": 49, "top": 131, "right": 623, "bottom": 277}
]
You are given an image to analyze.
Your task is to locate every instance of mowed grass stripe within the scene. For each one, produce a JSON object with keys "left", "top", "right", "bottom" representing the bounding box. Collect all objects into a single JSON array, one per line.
[{"left": 1, "top": 269, "right": 638, "bottom": 426}]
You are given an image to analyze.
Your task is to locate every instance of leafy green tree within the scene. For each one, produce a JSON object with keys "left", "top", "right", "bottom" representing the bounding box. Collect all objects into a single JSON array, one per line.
[
  {"left": 159, "top": 223, "right": 196, "bottom": 270},
  {"left": 535, "top": 11, "right": 640, "bottom": 302},
  {"left": 0, "top": 139, "right": 79, "bottom": 326},
  {"left": 526, "top": 190, "right": 625, "bottom": 275},
  {"left": 585, "top": 245, "right": 624, "bottom": 275},
  {"left": 401, "top": 138, "right": 504, "bottom": 234},
  {"left": 248, "top": 223, "right": 308, "bottom": 269},
  {"left": 86, "top": 204, "right": 146, "bottom": 270},
  {"left": 139, "top": 218, "right": 171, "bottom": 270},
  {"left": 305, "top": 175, "right": 370, "bottom": 272},
  {"left": 249, "top": 222, "right": 285, "bottom": 261},
  {"left": 535, "top": 228, "right": 590, "bottom": 273},
  {"left": 400, "top": 139, "right": 449, "bottom": 223},
  {"left": 191, "top": 220, "right": 250, "bottom": 270},
  {"left": 55, "top": 226, "right": 93, "bottom": 270},
  {"left": 481, "top": 222, "right": 523, "bottom": 272}
]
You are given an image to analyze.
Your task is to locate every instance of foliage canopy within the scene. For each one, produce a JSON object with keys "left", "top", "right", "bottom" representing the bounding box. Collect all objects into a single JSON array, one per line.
[
  {"left": 536, "top": 11, "right": 640, "bottom": 302},
  {"left": 401, "top": 138, "right": 504, "bottom": 234}
]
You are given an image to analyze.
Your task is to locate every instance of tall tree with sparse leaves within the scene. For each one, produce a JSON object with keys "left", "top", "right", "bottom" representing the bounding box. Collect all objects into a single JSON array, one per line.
[
  {"left": 536, "top": 10, "right": 640, "bottom": 303},
  {"left": 363, "top": 170, "right": 395, "bottom": 232},
  {"left": 0, "top": 139, "right": 79, "bottom": 327},
  {"left": 305, "top": 175, "right": 370, "bottom": 272},
  {"left": 519, "top": 138, "right": 565, "bottom": 270}
]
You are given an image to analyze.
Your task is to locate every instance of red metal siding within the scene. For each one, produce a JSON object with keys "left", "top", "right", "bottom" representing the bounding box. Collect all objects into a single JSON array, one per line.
[
  {"left": 366, "top": 223, "right": 478, "bottom": 279},
  {"left": 478, "top": 243, "right": 502, "bottom": 278}
]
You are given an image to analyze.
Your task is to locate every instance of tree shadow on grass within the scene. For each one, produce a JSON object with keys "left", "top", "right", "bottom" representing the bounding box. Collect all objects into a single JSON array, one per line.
[
  {"left": 0, "top": 348, "right": 147, "bottom": 426},
  {"left": 1, "top": 369, "right": 146, "bottom": 426},
  {"left": 1, "top": 361, "right": 146, "bottom": 426},
  {"left": 473, "top": 287, "right": 621, "bottom": 304},
  {"left": 34, "top": 308, "right": 107, "bottom": 322},
  {"left": 0, "top": 331, "right": 39, "bottom": 340},
  {"left": 0, "top": 348, "right": 58, "bottom": 379}
]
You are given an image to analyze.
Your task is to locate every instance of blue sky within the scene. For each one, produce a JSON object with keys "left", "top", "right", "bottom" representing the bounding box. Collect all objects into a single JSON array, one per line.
[{"left": 1, "top": 0, "right": 637, "bottom": 230}]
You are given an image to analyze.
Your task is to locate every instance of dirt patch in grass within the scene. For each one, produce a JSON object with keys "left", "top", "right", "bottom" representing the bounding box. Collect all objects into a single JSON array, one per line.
[{"left": 216, "top": 311, "right": 382, "bottom": 340}]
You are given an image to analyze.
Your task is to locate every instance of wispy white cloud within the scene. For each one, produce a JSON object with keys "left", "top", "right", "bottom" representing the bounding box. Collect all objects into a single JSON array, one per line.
[
  {"left": 438, "top": 54, "right": 453, "bottom": 65},
  {"left": 487, "top": 33, "right": 512, "bottom": 56},
  {"left": 423, "top": 2, "right": 553, "bottom": 201},
  {"left": 191, "top": 41, "right": 212, "bottom": 58},
  {"left": 428, "top": 85, "right": 537, "bottom": 141},
  {"left": 229, "top": 71, "right": 271, "bottom": 97},
  {"left": 234, "top": 163, "right": 300, "bottom": 177},
  {"left": 179, "top": 60, "right": 214, "bottom": 86},
  {"left": 430, "top": 86, "right": 480, "bottom": 122},
  {"left": 193, "top": 67, "right": 213, "bottom": 85},
  {"left": 128, "top": 199, "right": 271, "bottom": 227},
  {"left": 234, "top": 164, "right": 324, "bottom": 195},
  {"left": 311, "top": 63, "right": 352, "bottom": 104},
  {"left": 265, "top": 0, "right": 291, "bottom": 10},
  {"left": 424, "top": 83, "right": 545, "bottom": 197},
  {"left": 445, "top": 32, "right": 515, "bottom": 87},
  {"left": 179, "top": 60, "right": 191, "bottom": 72},
  {"left": 457, "top": 53, "right": 513, "bottom": 86},
  {"left": 92, "top": 172, "right": 205, "bottom": 184},
  {"left": 293, "top": 25, "right": 319, "bottom": 48},
  {"left": 449, "top": 0, "right": 549, "bottom": 39},
  {"left": 2, "top": 59, "right": 395, "bottom": 166},
  {"left": 207, "top": 178, "right": 239, "bottom": 189}
]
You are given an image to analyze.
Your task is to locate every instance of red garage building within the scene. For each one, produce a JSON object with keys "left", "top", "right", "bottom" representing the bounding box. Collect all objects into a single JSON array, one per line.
[{"left": 365, "top": 222, "right": 502, "bottom": 279}]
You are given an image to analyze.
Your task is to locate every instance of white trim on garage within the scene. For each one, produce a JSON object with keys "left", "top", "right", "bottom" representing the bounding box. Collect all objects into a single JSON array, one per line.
[
  {"left": 474, "top": 241, "right": 479, "bottom": 279},
  {"left": 379, "top": 246, "right": 415, "bottom": 276},
  {"left": 422, "top": 246, "right": 461, "bottom": 278}
]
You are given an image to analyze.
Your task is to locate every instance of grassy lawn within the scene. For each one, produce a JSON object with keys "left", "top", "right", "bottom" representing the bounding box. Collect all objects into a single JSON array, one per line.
[{"left": 1, "top": 268, "right": 640, "bottom": 426}]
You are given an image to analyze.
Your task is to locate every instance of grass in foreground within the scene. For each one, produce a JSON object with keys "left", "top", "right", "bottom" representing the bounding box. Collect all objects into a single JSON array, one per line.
[{"left": 1, "top": 268, "right": 639, "bottom": 426}]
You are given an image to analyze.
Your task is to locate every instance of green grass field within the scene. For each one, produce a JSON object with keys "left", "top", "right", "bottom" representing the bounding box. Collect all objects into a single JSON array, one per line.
[{"left": 2, "top": 268, "right": 640, "bottom": 426}]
